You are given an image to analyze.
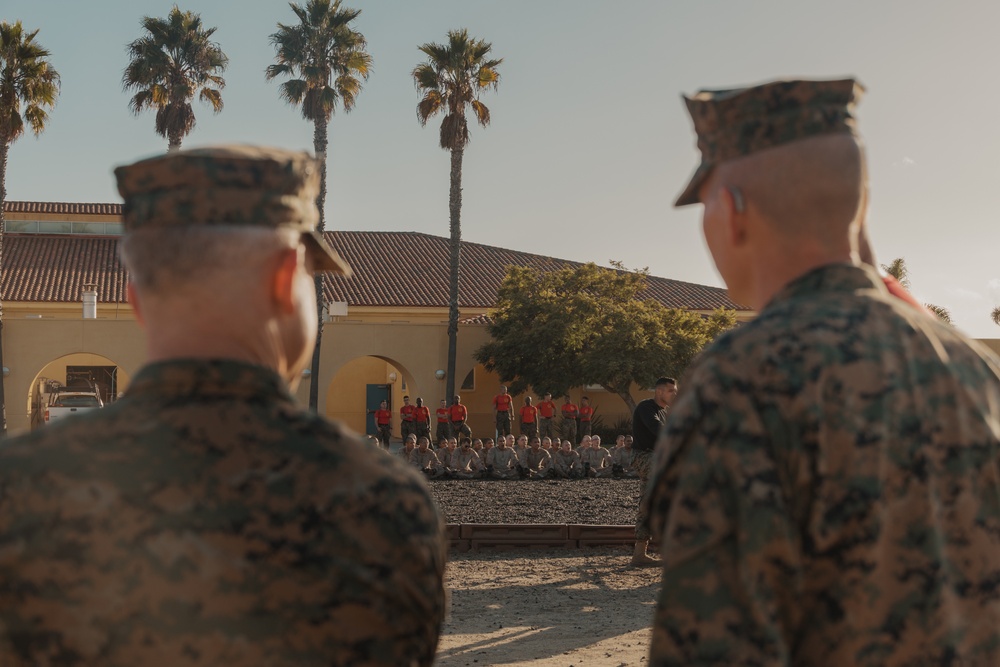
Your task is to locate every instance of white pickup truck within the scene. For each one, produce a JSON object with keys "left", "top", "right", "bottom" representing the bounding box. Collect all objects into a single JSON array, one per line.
[{"left": 44, "top": 390, "right": 104, "bottom": 424}]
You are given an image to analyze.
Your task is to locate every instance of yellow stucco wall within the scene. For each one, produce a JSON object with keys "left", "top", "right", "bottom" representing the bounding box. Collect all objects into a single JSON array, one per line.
[
  {"left": 4, "top": 319, "right": 145, "bottom": 436},
  {"left": 978, "top": 339, "right": 1000, "bottom": 357},
  {"left": 325, "top": 355, "right": 393, "bottom": 437},
  {"left": 0, "top": 310, "right": 692, "bottom": 440}
]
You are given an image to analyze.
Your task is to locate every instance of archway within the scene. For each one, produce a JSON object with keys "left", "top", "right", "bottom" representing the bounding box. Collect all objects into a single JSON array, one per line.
[
  {"left": 325, "top": 355, "right": 434, "bottom": 438},
  {"left": 27, "top": 353, "right": 132, "bottom": 431}
]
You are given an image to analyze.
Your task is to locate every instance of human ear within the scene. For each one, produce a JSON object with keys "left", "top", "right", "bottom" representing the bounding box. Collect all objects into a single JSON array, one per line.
[
  {"left": 127, "top": 282, "right": 145, "bottom": 327},
  {"left": 270, "top": 248, "right": 301, "bottom": 314},
  {"left": 721, "top": 186, "right": 748, "bottom": 247}
]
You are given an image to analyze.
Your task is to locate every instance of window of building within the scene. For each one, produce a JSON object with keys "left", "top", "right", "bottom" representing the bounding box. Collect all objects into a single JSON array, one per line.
[
  {"left": 8, "top": 220, "right": 124, "bottom": 235},
  {"left": 461, "top": 368, "right": 475, "bottom": 391}
]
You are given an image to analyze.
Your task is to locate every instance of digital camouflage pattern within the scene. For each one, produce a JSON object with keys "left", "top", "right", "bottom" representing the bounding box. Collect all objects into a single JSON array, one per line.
[
  {"left": 642, "top": 263, "right": 1000, "bottom": 666},
  {"left": 674, "top": 78, "right": 864, "bottom": 207},
  {"left": 0, "top": 359, "right": 447, "bottom": 666},
  {"left": 631, "top": 450, "right": 654, "bottom": 540},
  {"left": 114, "top": 145, "right": 351, "bottom": 274},
  {"left": 523, "top": 447, "right": 552, "bottom": 474}
]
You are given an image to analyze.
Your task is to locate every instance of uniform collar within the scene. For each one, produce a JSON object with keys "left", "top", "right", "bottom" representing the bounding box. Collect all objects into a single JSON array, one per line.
[
  {"left": 125, "top": 359, "right": 295, "bottom": 403},
  {"left": 762, "top": 262, "right": 886, "bottom": 313}
]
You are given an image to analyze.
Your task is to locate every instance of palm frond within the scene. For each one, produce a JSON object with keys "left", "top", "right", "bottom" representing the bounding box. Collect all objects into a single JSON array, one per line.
[
  {"left": 0, "top": 19, "right": 60, "bottom": 143},
  {"left": 881, "top": 257, "right": 910, "bottom": 289},
  {"left": 925, "top": 303, "right": 952, "bottom": 324},
  {"left": 439, "top": 112, "right": 469, "bottom": 150},
  {"left": 154, "top": 102, "right": 195, "bottom": 139},
  {"left": 267, "top": 0, "right": 370, "bottom": 119},
  {"left": 199, "top": 88, "right": 224, "bottom": 113},
  {"left": 412, "top": 63, "right": 440, "bottom": 91},
  {"left": 279, "top": 78, "right": 309, "bottom": 106},
  {"left": 122, "top": 7, "right": 227, "bottom": 148},
  {"left": 416, "top": 90, "right": 443, "bottom": 125},
  {"left": 412, "top": 28, "right": 501, "bottom": 151},
  {"left": 128, "top": 90, "right": 153, "bottom": 115},
  {"left": 991, "top": 306, "right": 1000, "bottom": 327},
  {"left": 470, "top": 99, "right": 490, "bottom": 127}
]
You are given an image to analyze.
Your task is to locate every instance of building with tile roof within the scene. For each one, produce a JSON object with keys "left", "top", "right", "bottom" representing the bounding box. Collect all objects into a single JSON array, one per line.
[{"left": 0, "top": 201, "right": 749, "bottom": 437}]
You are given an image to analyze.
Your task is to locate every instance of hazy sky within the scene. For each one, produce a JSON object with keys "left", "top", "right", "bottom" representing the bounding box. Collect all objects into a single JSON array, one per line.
[{"left": 5, "top": 1, "right": 999, "bottom": 337}]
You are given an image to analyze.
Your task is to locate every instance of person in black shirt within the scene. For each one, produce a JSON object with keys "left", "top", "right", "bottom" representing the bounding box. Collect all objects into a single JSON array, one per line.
[{"left": 631, "top": 377, "right": 678, "bottom": 566}]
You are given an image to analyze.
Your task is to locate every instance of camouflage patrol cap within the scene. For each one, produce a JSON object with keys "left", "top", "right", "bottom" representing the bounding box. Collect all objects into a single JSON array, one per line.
[
  {"left": 113, "top": 145, "right": 351, "bottom": 274},
  {"left": 675, "top": 78, "right": 865, "bottom": 207}
]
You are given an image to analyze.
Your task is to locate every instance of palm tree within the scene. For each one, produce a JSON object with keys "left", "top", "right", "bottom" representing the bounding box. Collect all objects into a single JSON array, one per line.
[
  {"left": 266, "top": 0, "right": 372, "bottom": 411},
  {"left": 413, "top": 29, "right": 502, "bottom": 402},
  {"left": 883, "top": 256, "right": 952, "bottom": 324},
  {"left": 925, "top": 303, "right": 952, "bottom": 325},
  {"left": 881, "top": 257, "right": 910, "bottom": 289},
  {"left": 991, "top": 306, "right": 1000, "bottom": 327},
  {"left": 122, "top": 6, "right": 228, "bottom": 152},
  {"left": 0, "top": 21, "right": 59, "bottom": 437}
]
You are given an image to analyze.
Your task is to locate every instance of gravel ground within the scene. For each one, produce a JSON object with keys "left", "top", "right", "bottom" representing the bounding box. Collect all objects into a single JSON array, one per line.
[
  {"left": 437, "top": 546, "right": 659, "bottom": 666},
  {"left": 428, "top": 478, "right": 643, "bottom": 525}
]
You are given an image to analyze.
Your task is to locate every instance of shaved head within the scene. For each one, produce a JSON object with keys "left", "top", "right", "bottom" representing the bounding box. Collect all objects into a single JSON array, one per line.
[{"left": 709, "top": 133, "right": 866, "bottom": 246}]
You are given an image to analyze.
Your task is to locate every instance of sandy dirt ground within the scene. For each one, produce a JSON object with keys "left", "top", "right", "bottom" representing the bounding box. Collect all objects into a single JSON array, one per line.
[{"left": 435, "top": 546, "right": 661, "bottom": 666}]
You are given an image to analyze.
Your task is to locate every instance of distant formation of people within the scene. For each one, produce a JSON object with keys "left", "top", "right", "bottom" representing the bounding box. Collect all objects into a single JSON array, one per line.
[
  {"left": 388, "top": 429, "right": 641, "bottom": 481},
  {"left": 370, "top": 390, "right": 620, "bottom": 449}
]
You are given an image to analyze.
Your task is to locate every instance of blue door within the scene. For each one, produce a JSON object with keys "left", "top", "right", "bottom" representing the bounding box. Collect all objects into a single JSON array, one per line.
[{"left": 365, "top": 384, "right": 391, "bottom": 435}]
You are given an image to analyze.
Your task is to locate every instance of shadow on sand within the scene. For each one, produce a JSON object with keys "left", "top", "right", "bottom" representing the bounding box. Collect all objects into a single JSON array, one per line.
[{"left": 436, "top": 547, "right": 659, "bottom": 665}]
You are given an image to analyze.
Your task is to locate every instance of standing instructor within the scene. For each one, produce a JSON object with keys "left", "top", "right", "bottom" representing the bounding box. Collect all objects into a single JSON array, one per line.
[{"left": 631, "top": 376, "right": 677, "bottom": 566}]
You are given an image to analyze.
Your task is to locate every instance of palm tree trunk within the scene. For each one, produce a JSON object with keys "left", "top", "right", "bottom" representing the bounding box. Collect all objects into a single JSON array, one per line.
[
  {"left": 167, "top": 131, "right": 182, "bottom": 153},
  {"left": 0, "top": 140, "right": 9, "bottom": 436},
  {"left": 308, "top": 118, "right": 329, "bottom": 411},
  {"left": 445, "top": 147, "right": 464, "bottom": 402}
]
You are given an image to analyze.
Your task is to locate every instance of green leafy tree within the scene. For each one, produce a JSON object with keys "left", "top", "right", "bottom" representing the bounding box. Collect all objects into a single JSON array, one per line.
[
  {"left": 475, "top": 263, "right": 737, "bottom": 412},
  {"left": 267, "top": 0, "right": 371, "bottom": 410},
  {"left": 0, "top": 20, "right": 60, "bottom": 437},
  {"left": 413, "top": 28, "right": 502, "bottom": 403},
  {"left": 882, "top": 256, "right": 951, "bottom": 324},
  {"left": 123, "top": 6, "right": 228, "bottom": 152}
]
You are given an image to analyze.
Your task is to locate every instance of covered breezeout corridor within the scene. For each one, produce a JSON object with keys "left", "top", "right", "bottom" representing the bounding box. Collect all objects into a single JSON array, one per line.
[
  {"left": 27, "top": 352, "right": 132, "bottom": 431},
  {"left": 3, "top": 319, "right": 144, "bottom": 435}
]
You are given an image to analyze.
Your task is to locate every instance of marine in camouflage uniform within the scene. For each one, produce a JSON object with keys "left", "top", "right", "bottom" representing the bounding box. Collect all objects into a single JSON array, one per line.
[
  {"left": 449, "top": 438, "right": 483, "bottom": 479},
  {"left": 0, "top": 146, "right": 447, "bottom": 666},
  {"left": 485, "top": 439, "right": 519, "bottom": 480},
  {"left": 642, "top": 79, "right": 1000, "bottom": 665},
  {"left": 522, "top": 437, "right": 552, "bottom": 479},
  {"left": 551, "top": 441, "right": 583, "bottom": 479},
  {"left": 586, "top": 441, "right": 613, "bottom": 478},
  {"left": 412, "top": 437, "right": 447, "bottom": 479}
]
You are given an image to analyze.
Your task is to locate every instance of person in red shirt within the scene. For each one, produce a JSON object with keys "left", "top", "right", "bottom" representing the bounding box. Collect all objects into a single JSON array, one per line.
[
  {"left": 449, "top": 394, "right": 471, "bottom": 438},
  {"left": 537, "top": 392, "right": 557, "bottom": 440},
  {"left": 413, "top": 397, "right": 431, "bottom": 441},
  {"left": 399, "top": 395, "right": 416, "bottom": 442},
  {"left": 435, "top": 399, "right": 451, "bottom": 443},
  {"left": 519, "top": 396, "right": 539, "bottom": 438},
  {"left": 561, "top": 395, "right": 579, "bottom": 444},
  {"left": 369, "top": 399, "right": 392, "bottom": 449},
  {"left": 492, "top": 385, "right": 514, "bottom": 437},
  {"left": 578, "top": 396, "right": 594, "bottom": 438}
]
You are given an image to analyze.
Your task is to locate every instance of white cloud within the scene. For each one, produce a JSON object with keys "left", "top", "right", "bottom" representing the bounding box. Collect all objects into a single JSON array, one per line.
[
  {"left": 892, "top": 156, "right": 916, "bottom": 167},
  {"left": 989, "top": 278, "right": 1000, "bottom": 291}
]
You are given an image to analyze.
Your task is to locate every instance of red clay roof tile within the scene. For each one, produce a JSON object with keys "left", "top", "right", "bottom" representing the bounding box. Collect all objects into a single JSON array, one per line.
[
  {"left": 3, "top": 201, "right": 123, "bottom": 216},
  {"left": 0, "top": 202, "right": 746, "bottom": 311},
  {"left": 322, "top": 231, "right": 746, "bottom": 311}
]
